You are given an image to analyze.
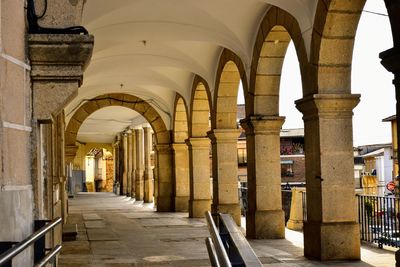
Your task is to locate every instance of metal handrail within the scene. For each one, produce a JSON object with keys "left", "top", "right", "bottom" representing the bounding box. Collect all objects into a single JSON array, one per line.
[
  {"left": 205, "top": 212, "right": 231, "bottom": 267},
  {"left": 35, "top": 245, "right": 62, "bottom": 267},
  {"left": 0, "top": 217, "right": 62, "bottom": 266}
]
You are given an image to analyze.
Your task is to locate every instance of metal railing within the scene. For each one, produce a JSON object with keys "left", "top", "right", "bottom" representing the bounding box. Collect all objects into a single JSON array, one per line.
[
  {"left": 0, "top": 217, "right": 62, "bottom": 267},
  {"left": 205, "top": 211, "right": 262, "bottom": 267},
  {"left": 358, "top": 195, "right": 400, "bottom": 248}
]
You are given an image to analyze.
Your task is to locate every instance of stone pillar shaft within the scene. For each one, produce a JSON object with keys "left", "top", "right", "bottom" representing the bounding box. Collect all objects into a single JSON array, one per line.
[
  {"left": 240, "top": 116, "right": 285, "bottom": 239},
  {"left": 135, "top": 128, "right": 144, "bottom": 200},
  {"left": 143, "top": 127, "right": 154, "bottom": 203},
  {"left": 186, "top": 137, "right": 211, "bottom": 218},
  {"left": 296, "top": 94, "right": 360, "bottom": 260},
  {"left": 127, "top": 131, "right": 133, "bottom": 196},
  {"left": 131, "top": 130, "right": 136, "bottom": 197},
  {"left": 156, "top": 144, "right": 173, "bottom": 211},
  {"left": 122, "top": 134, "right": 128, "bottom": 195},
  {"left": 172, "top": 143, "right": 190, "bottom": 211},
  {"left": 208, "top": 129, "right": 241, "bottom": 225}
]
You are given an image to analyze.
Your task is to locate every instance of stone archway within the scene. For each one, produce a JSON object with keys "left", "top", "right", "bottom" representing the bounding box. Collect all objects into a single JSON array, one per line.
[
  {"left": 186, "top": 76, "right": 212, "bottom": 218},
  {"left": 295, "top": 1, "right": 365, "bottom": 260},
  {"left": 240, "top": 6, "right": 310, "bottom": 240},
  {"left": 172, "top": 94, "right": 190, "bottom": 211},
  {"left": 65, "top": 93, "right": 173, "bottom": 211},
  {"left": 209, "top": 49, "right": 248, "bottom": 225}
]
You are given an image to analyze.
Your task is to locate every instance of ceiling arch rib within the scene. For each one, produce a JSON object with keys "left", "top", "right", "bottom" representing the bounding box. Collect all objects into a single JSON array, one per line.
[{"left": 65, "top": 89, "right": 174, "bottom": 130}]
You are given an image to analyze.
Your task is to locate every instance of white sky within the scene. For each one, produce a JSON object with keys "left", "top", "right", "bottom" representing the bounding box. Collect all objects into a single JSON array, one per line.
[{"left": 238, "top": 1, "right": 395, "bottom": 147}]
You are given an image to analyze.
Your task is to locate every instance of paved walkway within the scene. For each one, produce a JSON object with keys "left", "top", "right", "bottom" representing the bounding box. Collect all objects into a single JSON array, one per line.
[{"left": 59, "top": 193, "right": 396, "bottom": 266}]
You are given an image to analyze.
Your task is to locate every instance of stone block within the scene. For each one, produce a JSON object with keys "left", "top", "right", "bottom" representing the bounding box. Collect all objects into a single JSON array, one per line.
[
  {"left": 174, "top": 196, "right": 189, "bottom": 212},
  {"left": 319, "top": 38, "right": 354, "bottom": 66},
  {"left": 254, "top": 95, "right": 279, "bottom": 116},
  {"left": 189, "top": 199, "right": 211, "bottom": 218},
  {"left": 257, "top": 57, "right": 285, "bottom": 76},
  {"left": 2, "top": 128, "right": 30, "bottom": 185},
  {"left": 317, "top": 66, "right": 352, "bottom": 93},
  {"left": 144, "top": 107, "right": 160, "bottom": 123},
  {"left": 324, "top": 12, "right": 360, "bottom": 38},
  {"left": 260, "top": 41, "right": 290, "bottom": 57},
  {"left": 255, "top": 74, "right": 281, "bottom": 94},
  {"left": 2, "top": 61, "right": 26, "bottom": 124},
  {"left": 254, "top": 210, "right": 285, "bottom": 239},
  {"left": 2, "top": 0, "right": 25, "bottom": 61},
  {"left": 304, "top": 221, "right": 360, "bottom": 260}
]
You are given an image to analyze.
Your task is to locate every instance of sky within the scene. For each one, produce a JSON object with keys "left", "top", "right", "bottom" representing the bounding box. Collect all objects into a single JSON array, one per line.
[{"left": 238, "top": 1, "right": 395, "bottom": 147}]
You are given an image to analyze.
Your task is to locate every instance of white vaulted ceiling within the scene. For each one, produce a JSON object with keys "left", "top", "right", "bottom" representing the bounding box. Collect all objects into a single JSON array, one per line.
[{"left": 65, "top": 0, "right": 318, "bottom": 143}]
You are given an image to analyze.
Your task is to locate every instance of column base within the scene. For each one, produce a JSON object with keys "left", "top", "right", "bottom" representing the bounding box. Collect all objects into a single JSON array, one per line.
[
  {"left": 212, "top": 203, "right": 241, "bottom": 226},
  {"left": 248, "top": 210, "right": 285, "bottom": 239},
  {"left": 304, "top": 221, "right": 360, "bottom": 261},
  {"left": 287, "top": 219, "right": 303, "bottom": 230},
  {"left": 175, "top": 196, "right": 189, "bottom": 211},
  {"left": 135, "top": 180, "right": 144, "bottom": 201},
  {"left": 189, "top": 199, "right": 211, "bottom": 218},
  {"left": 144, "top": 171, "right": 153, "bottom": 203},
  {"left": 156, "top": 196, "right": 173, "bottom": 212}
]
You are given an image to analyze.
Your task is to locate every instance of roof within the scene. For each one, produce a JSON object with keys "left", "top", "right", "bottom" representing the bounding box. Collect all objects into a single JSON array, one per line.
[
  {"left": 382, "top": 115, "right": 396, "bottom": 122},
  {"left": 280, "top": 128, "right": 304, "bottom": 138},
  {"left": 362, "top": 148, "right": 384, "bottom": 158}
]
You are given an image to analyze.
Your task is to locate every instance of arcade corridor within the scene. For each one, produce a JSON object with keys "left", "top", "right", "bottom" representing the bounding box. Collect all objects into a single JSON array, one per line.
[{"left": 59, "top": 193, "right": 395, "bottom": 266}]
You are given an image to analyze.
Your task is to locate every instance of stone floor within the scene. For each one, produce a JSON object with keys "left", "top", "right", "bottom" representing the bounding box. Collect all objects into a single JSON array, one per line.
[{"left": 59, "top": 193, "right": 396, "bottom": 266}]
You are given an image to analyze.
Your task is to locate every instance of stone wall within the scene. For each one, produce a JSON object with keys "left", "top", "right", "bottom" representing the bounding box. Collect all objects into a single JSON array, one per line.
[{"left": 0, "top": 1, "right": 33, "bottom": 265}]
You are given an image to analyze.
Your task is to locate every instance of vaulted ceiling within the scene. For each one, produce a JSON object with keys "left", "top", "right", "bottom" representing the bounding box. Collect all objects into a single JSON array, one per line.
[{"left": 65, "top": 0, "right": 319, "bottom": 143}]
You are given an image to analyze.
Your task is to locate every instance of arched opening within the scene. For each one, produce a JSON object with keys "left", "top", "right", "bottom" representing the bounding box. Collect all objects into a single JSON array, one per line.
[
  {"left": 246, "top": 6, "right": 308, "bottom": 240},
  {"left": 352, "top": 1, "right": 394, "bottom": 196},
  {"left": 187, "top": 77, "right": 212, "bottom": 218},
  {"left": 172, "top": 95, "right": 190, "bottom": 211},
  {"left": 65, "top": 93, "right": 173, "bottom": 212},
  {"left": 211, "top": 50, "right": 248, "bottom": 226}
]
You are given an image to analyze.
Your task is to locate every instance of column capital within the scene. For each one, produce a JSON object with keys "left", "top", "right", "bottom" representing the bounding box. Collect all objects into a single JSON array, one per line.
[
  {"left": 207, "top": 128, "right": 241, "bottom": 143},
  {"left": 155, "top": 144, "right": 172, "bottom": 153},
  {"left": 239, "top": 116, "right": 285, "bottom": 135},
  {"left": 28, "top": 34, "right": 94, "bottom": 120},
  {"left": 65, "top": 144, "right": 78, "bottom": 163},
  {"left": 380, "top": 47, "right": 400, "bottom": 75},
  {"left": 295, "top": 94, "right": 360, "bottom": 121},
  {"left": 185, "top": 137, "right": 209, "bottom": 148}
]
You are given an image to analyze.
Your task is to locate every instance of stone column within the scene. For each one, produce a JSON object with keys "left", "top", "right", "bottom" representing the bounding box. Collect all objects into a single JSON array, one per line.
[
  {"left": 131, "top": 130, "right": 137, "bottom": 198},
  {"left": 208, "top": 129, "right": 241, "bottom": 225},
  {"left": 155, "top": 144, "right": 173, "bottom": 211},
  {"left": 296, "top": 94, "right": 360, "bottom": 260},
  {"left": 186, "top": 137, "right": 212, "bottom": 218},
  {"left": 112, "top": 139, "right": 119, "bottom": 194},
  {"left": 144, "top": 126, "right": 154, "bottom": 203},
  {"left": 240, "top": 116, "right": 285, "bottom": 239},
  {"left": 122, "top": 133, "right": 128, "bottom": 195},
  {"left": 172, "top": 143, "right": 190, "bottom": 211},
  {"left": 153, "top": 146, "right": 159, "bottom": 206},
  {"left": 135, "top": 128, "right": 145, "bottom": 200},
  {"left": 127, "top": 130, "right": 133, "bottom": 196}
]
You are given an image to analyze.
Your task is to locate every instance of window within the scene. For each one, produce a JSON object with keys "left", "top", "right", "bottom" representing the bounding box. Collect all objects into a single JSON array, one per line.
[{"left": 281, "top": 160, "right": 294, "bottom": 177}]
